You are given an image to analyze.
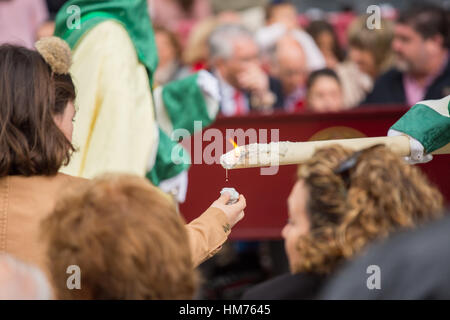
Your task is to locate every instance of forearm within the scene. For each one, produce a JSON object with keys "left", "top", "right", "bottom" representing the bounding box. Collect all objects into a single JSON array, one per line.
[{"left": 185, "top": 207, "right": 231, "bottom": 267}]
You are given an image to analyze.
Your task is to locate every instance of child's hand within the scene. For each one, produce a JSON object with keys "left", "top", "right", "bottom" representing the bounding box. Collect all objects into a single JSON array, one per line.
[{"left": 211, "top": 192, "right": 246, "bottom": 228}]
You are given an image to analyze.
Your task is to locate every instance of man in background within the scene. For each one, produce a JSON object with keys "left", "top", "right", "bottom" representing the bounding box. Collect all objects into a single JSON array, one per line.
[
  {"left": 268, "top": 36, "right": 308, "bottom": 112},
  {"left": 209, "top": 24, "right": 284, "bottom": 116},
  {"left": 364, "top": 4, "right": 450, "bottom": 105}
]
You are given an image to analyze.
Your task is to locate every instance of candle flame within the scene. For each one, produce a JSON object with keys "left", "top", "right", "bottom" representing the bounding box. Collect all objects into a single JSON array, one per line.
[{"left": 229, "top": 138, "right": 240, "bottom": 157}]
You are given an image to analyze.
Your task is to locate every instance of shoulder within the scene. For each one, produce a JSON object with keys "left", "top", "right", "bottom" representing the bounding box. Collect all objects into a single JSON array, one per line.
[
  {"left": 242, "top": 272, "right": 326, "bottom": 300},
  {"left": 57, "top": 172, "right": 89, "bottom": 186},
  {"left": 374, "top": 68, "right": 403, "bottom": 84},
  {"left": 79, "top": 20, "right": 130, "bottom": 45},
  {"left": 73, "top": 20, "right": 137, "bottom": 61},
  {"left": 4, "top": 174, "right": 89, "bottom": 205},
  {"left": 41, "top": 173, "right": 89, "bottom": 194}
]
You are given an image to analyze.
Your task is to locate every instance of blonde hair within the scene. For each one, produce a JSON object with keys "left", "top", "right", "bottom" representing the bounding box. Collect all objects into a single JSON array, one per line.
[
  {"left": 348, "top": 15, "right": 395, "bottom": 75},
  {"left": 43, "top": 174, "right": 197, "bottom": 299},
  {"left": 183, "top": 17, "right": 219, "bottom": 65},
  {"left": 294, "top": 145, "right": 444, "bottom": 274}
]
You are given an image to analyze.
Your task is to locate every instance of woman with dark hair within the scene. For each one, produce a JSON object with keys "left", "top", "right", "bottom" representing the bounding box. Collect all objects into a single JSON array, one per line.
[
  {"left": 0, "top": 39, "right": 82, "bottom": 277},
  {"left": 0, "top": 39, "right": 246, "bottom": 286},
  {"left": 306, "top": 68, "right": 344, "bottom": 112},
  {"left": 306, "top": 20, "right": 345, "bottom": 69},
  {"left": 243, "top": 144, "right": 443, "bottom": 299}
]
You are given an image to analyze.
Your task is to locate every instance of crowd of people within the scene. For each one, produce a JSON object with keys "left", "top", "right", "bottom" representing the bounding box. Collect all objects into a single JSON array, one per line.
[
  {"left": 0, "top": 0, "right": 449, "bottom": 300},
  {"left": 2, "top": 0, "right": 450, "bottom": 114},
  {"left": 157, "top": 0, "right": 450, "bottom": 112}
]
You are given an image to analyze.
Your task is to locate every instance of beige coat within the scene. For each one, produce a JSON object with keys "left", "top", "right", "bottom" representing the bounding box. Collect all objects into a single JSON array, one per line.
[{"left": 0, "top": 173, "right": 230, "bottom": 280}]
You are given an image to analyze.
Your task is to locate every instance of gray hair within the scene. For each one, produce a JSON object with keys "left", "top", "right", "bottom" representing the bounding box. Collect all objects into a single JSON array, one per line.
[
  {"left": 0, "top": 254, "right": 52, "bottom": 300},
  {"left": 208, "top": 24, "right": 256, "bottom": 60}
]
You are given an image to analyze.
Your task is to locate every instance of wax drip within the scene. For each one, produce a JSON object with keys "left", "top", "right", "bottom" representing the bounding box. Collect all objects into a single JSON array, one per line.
[{"left": 225, "top": 169, "right": 228, "bottom": 182}]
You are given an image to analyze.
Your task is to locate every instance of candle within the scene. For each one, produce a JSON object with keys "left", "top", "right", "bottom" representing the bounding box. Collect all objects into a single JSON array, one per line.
[
  {"left": 219, "top": 136, "right": 433, "bottom": 169},
  {"left": 220, "top": 187, "right": 239, "bottom": 205}
]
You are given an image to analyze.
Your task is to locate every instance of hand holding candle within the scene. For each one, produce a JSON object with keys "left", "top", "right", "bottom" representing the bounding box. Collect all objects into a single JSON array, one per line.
[
  {"left": 220, "top": 187, "right": 240, "bottom": 204},
  {"left": 211, "top": 190, "right": 246, "bottom": 227}
]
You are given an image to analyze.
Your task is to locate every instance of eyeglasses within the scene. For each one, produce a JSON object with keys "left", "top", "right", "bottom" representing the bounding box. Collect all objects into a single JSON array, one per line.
[{"left": 333, "top": 144, "right": 383, "bottom": 188}]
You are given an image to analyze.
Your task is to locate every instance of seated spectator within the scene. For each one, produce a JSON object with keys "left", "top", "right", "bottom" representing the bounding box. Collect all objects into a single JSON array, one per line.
[
  {"left": 306, "top": 18, "right": 373, "bottom": 109},
  {"left": 305, "top": 18, "right": 372, "bottom": 109},
  {"left": 306, "top": 20, "right": 345, "bottom": 69},
  {"left": 364, "top": 4, "right": 450, "bottom": 106},
  {"left": 256, "top": 1, "right": 326, "bottom": 72},
  {"left": 0, "top": 254, "right": 52, "bottom": 300},
  {"left": 268, "top": 36, "right": 308, "bottom": 112},
  {"left": 348, "top": 15, "right": 394, "bottom": 80},
  {"left": 332, "top": 15, "right": 395, "bottom": 108},
  {"left": 243, "top": 144, "right": 443, "bottom": 299},
  {"left": 306, "top": 68, "right": 344, "bottom": 113},
  {"left": 154, "top": 25, "right": 189, "bottom": 86},
  {"left": 43, "top": 174, "right": 198, "bottom": 299},
  {"left": 208, "top": 24, "right": 284, "bottom": 116}
]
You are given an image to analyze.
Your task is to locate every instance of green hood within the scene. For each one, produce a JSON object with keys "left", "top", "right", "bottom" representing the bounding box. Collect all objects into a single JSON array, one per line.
[{"left": 54, "top": 0, "right": 158, "bottom": 83}]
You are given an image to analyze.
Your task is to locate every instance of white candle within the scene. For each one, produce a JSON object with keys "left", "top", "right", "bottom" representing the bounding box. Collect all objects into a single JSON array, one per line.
[
  {"left": 220, "top": 187, "right": 239, "bottom": 205},
  {"left": 219, "top": 136, "right": 420, "bottom": 169}
]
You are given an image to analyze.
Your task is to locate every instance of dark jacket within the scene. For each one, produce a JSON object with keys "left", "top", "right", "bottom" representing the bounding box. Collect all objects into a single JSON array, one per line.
[
  {"left": 242, "top": 272, "right": 326, "bottom": 300},
  {"left": 363, "top": 56, "right": 450, "bottom": 105},
  {"left": 320, "top": 210, "right": 450, "bottom": 299}
]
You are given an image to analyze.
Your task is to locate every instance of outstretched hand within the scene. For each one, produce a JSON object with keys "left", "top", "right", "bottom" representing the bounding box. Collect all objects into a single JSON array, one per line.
[{"left": 211, "top": 192, "right": 246, "bottom": 228}]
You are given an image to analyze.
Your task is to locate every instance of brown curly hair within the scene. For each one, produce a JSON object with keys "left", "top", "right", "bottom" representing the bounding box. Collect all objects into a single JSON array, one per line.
[
  {"left": 42, "top": 174, "right": 198, "bottom": 299},
  {"left": 293, "top": 144, "right": 444, "bottom": 274}
]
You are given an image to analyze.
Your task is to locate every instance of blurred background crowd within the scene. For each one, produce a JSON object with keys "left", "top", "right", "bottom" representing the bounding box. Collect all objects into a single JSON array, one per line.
[{"left": 1, "top": 0, "right": 449, "bottom": 116}]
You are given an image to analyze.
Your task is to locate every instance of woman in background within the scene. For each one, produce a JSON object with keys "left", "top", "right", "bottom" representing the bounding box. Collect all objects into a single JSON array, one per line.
[
  {"left": 306, "top": 68, "right": 345, "bottom": 113},
  {"left": 153, "top": 25, "right": 189, "bottom": 85},
  {"left": 347, "top": 15, "right": 394, "bottom": 81},
  {"left": 306, "top": 20, "right": 345, "bottom": 69},
  {"left": 243, "top": 144, "right": 443, "bottom": 299}
]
